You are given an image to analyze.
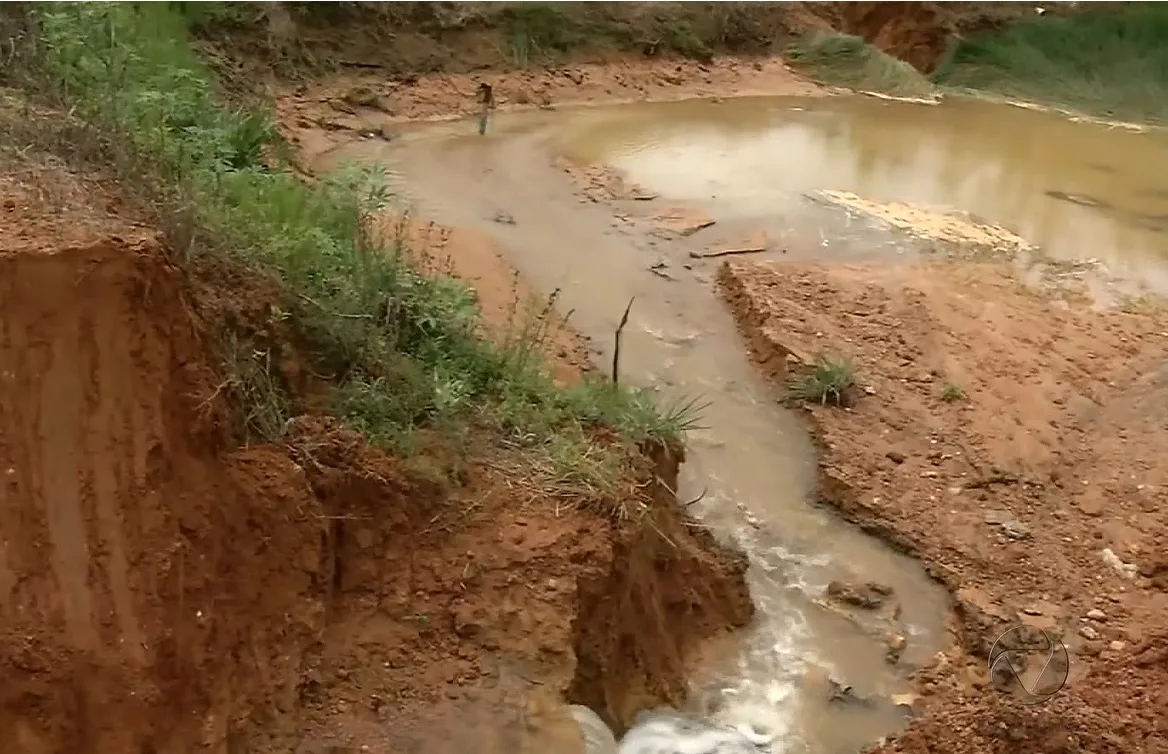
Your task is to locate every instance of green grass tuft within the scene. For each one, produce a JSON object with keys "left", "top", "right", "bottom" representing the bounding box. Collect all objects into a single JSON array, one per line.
[
  {"left": 934, "top": 4, "right": 1168, "bottom": 123},
  {"left": 788, "top": 355, "right": 858, "bottom": 408},
  {"left": 18, "top": 1, "right": 696, "bottom": 504},
  {"left": 787, "top": 31, "right": 936, "bottom": 99},
  {"left": 940, "top": 382, "right": 966, "bottom": 403}
]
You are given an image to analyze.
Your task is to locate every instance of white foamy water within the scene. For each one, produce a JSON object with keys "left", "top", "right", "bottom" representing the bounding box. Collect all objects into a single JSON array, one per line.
[{"left": 617, "top": 706, "right": 781, "bottom": 754}]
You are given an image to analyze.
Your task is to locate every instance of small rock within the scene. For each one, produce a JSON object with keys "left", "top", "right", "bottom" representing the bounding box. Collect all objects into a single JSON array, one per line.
[
  {"left": 492, "top": 210, "right": 516, "bottom": 225},
  {"left": 1109, "top": 640, "right": 1126, "bottom": 652},
  {"left": 1079, "top": 625, "right": 1100, "bottom": 641},
  {"left": 1002, "top": 520, "right": 1031, "bottom": 540},
  {"left": 826, "top": 580, "right": 890, "bottom": 610},
  {"left": 1102, "top": 548, "right": 1139, "bottom": 579},
  {"left": 885, "top": 633, "right": 907, "bottom": 664},
  {"left": 886, "top": 450, "right": 906, "bottom": 464},
  {"left": 450, "top": 602, "right": 485, "bottom": 638},
  {"left": 1086, "top": 608, "right": 1107, "bottom": 621},
  {"left": 890, "top": 692, "right": 918, "bottom": 714},
  {"left": 828, "top": 680, "right": 875, "bottom": 707},
  {"left": 984, "top": 511, "right": 1031, "bottom": 540}
]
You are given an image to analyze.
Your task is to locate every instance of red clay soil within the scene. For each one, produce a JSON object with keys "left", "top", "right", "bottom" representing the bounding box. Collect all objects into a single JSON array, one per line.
[
  {"left": 717, "top": 258, "right": 1168, "bottom": 753},
  {"left": 231, "top": 1, "right": 1070, "bottom": 124},
  {"left": 276, "top": 54, "right": 825, "bottom": 131},
  {"left": 0, "top": 146, "right": 752, "bottom": 752},
  {"left": 808, "top": 2, "right": 952, "bottom": 73}
]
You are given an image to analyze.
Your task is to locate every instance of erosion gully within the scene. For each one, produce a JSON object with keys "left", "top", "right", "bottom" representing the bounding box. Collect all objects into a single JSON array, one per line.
[{"left": 307, "top": 92, "right": 1168, "bottom": 752}]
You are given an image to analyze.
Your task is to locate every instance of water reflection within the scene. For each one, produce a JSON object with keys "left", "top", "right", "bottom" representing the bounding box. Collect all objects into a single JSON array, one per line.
[{"left": 559, "top": 95, "right": 1168, "bottom": 290}]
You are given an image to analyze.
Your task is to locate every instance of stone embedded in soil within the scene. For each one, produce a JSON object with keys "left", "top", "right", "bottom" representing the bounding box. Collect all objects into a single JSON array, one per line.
[{"left": 983, "top": 510, "right": 1031, "bottom": 540}]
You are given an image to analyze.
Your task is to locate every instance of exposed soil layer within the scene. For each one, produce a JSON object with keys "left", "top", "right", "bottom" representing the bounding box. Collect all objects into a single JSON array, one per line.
[
  {"left": 0, "top": 134, "right": 753, "bottom": 752},
  {"left": 800, "top": 2, "right": 1062, "bottom": 74},
  {"left": 717, "top": 258, "right": 1168, "bottom": 753},
  {"left": 202, "top": 2, "right": 1078, "bottom": 89},
  {"left": 263, "top": 3, "right": 1101, "bottom": 141},
  {"left": 277, "top": 55, "right": 826, "bottom": 131}
]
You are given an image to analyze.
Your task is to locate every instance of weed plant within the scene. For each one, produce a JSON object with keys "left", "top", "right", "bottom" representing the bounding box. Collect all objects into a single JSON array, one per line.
[{"left": 788, "top": 355, "right": 858, "bottom": 407}]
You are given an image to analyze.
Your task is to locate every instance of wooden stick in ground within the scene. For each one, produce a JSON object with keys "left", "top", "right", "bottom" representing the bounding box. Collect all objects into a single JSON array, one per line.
[
  {"left": 688, "top": 244, "right": 767, "bottom": 259},
  {"left": 612, "top": 296, "right": 635, "bottom": 385}
]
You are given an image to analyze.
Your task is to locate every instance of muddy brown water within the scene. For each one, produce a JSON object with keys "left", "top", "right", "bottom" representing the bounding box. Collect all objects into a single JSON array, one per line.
[
  {"left": 312, "top": 93, "right": 1168, "bottom": 752},
  {"left": 559, "top": 95, "right": 1168, "bottom": 290}
]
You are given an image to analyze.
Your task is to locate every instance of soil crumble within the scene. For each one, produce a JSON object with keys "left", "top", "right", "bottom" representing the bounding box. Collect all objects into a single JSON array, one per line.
[
  {"left": 717, "top": 257, "right": 1168, "bottom": 752},
  {"left": 0, "top": 122, "right": 753, "bottom": 752}
]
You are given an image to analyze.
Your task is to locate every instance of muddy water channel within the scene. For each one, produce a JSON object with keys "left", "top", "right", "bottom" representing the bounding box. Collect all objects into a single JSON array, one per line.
[{"left": 316, "top": 93, "right": 1168, "bottom": 752}]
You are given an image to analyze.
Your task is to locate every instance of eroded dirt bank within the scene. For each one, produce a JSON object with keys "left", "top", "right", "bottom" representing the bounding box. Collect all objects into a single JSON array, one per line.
[
  {"left": 278, "top": 55, "right": 827, "bottom": 133},
  {"left": 718, "top": 257, "right": 1168, "bottom": 752},
  {"left": 0, "top": 135, "right": 752, "bottom": 752}
]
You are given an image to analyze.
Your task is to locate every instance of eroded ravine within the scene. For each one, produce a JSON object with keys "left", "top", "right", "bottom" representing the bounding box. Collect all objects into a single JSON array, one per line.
[{"left": 306, "top": 115, "right": 953, "bottom": 751}]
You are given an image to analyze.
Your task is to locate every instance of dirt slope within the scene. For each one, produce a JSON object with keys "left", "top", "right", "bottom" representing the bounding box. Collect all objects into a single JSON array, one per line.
[
  {"left": 717, "top": 258, "right": 1168, "bottom": 753},
  {"left": 0, "top": 131, "right": 752, "bottom": 752}
]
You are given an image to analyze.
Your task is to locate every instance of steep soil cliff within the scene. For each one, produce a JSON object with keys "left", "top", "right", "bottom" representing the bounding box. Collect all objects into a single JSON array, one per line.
[{"left": 0, "top": 125, "right": 752, "bottom": 754}]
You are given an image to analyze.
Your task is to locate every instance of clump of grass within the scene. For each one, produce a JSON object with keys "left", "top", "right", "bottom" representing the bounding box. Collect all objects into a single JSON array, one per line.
[
  {"left": 933, "top": 5, "right": 1168, "bottom": 123},
  {"left": 500, "top": 4, "right": 582, "bottom": 68},
  {"left": 940, "top": 382, "right": 966, "bottom": 403},
  {"left": 788, "top": 355, "right": 858, "bottom": 407},
  {"left": 659, "top": 18, "right": 713, "bottom": 62},
  {"left": 18, "top": 2, "right": 693, "bottom": 502},
  {"left": 787, "top": 31, "right": 936, "bottom": 98}
]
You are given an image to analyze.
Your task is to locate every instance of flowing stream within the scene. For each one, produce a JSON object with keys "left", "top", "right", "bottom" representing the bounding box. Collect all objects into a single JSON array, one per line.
[{"left": 306, "top": 91, "right": 1168, "bottom": 752}]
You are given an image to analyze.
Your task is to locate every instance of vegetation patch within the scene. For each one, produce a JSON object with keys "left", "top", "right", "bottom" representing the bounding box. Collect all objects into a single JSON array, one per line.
[
  {"left": 9, "top": 2, "right": 696, "bottom": 508},
  {"left": 178, "top": 1, "right": 782, "bottom": 79},
  {"left": 788, "top": 355, "right": 858, "bottom": 408},
  {"left": 940, "top": 382, "right": 965, "bottom": 403},
  {"left": 934, "top": 4, "right": 1168, "bottom": 123},
  {"left": 787, "top": 31, "right": 935, "bottom": 99}
]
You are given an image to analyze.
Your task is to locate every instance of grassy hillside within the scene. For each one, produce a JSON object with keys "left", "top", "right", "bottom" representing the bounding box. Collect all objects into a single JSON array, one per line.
[
  {"left": 934, "top": 3, "right": 1168, "bottom": 122},
  {"left": 184, "top": 1, "right": 798, "bottom": 82},
  {"left": 3, "top": 1, "right": 694, "bottom": 501}
]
